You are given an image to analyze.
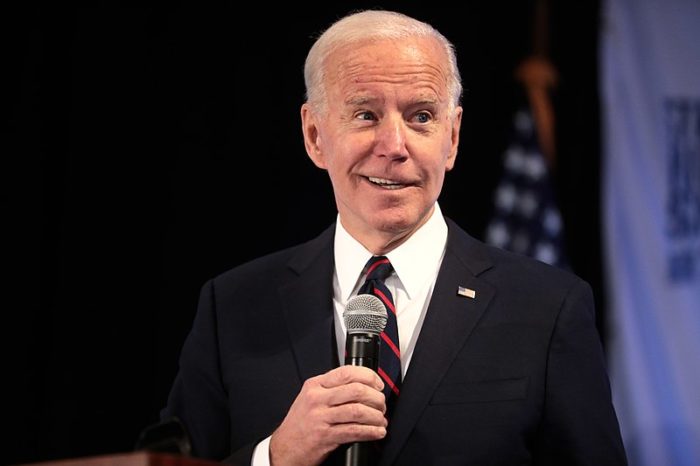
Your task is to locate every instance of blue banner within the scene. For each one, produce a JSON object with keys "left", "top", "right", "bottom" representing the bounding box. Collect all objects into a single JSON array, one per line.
[{"left": 600, "top": 0, "right": 700, "bottom": 464}]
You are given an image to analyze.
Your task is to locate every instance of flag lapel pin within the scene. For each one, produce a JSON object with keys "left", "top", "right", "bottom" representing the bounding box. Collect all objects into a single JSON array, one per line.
[{"left": 457, "top": 286, "right": 476, "bottom": 299}]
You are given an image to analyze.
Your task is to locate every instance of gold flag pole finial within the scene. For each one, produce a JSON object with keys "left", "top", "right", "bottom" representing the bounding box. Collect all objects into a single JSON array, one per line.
[{"left": 515, "top": 0, "right": 558, "bottom": 169}]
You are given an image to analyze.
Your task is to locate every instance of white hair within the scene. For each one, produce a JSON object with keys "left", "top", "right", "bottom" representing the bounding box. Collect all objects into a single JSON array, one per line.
[{"left": 303, "top": 10, "right": 463, "bottom": 114}]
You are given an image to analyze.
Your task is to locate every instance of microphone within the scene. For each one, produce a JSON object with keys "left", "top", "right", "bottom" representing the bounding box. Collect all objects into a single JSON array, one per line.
[{"left": 343, "top": 294, "right": 387, "bottom": 466}]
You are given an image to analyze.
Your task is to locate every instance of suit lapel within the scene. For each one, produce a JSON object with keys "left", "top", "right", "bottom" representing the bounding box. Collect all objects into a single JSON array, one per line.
[
  {"left": 273, "top": 219, "right": 498, "bottom": 465},
  {"left": 279, "top": 224, "right": 339, "bottom": 382},
  {"left": 380, "top": 221, "right": 496, "bottom": 465}
]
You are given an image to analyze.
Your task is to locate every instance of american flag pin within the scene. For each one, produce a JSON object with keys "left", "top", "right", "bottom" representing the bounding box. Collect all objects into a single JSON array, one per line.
[{"left": 457, "top": 286, "right": 476, "bottom": 299}]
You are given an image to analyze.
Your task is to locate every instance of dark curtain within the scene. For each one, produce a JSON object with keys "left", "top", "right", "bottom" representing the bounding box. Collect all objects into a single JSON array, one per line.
[{"left": 4, "top": 2, "right": 600, "bottom": 463}]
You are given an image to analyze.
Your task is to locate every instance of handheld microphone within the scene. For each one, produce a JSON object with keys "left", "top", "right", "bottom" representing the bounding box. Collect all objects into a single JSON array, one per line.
[{"left": 343, "top": 294, "right": 387, "bottom": 466}]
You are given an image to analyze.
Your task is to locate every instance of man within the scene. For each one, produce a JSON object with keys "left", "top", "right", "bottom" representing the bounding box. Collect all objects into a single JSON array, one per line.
[{"left": 161, "top": 9, "right": 627, "bottom": 465}]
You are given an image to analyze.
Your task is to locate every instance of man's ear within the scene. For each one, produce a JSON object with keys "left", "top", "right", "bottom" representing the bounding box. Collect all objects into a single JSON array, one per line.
[
  {"left": 445, "top": 106, "right": 463, "bottom": 171},
  {"left": 301, "top": 104, "right": 327, "bottom": 169}
]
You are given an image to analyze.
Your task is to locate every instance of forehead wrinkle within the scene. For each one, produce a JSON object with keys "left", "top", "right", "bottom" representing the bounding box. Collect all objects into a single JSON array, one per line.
[
  {"left": 338, "top": 61, "right": 446, "bottom": 85},
  {"left": 345, "top": 95, "right": 381, "bottom": 106},
  {"left": 337, "top": 65, "right": 447, "bottom": 100},
  {"left": 339, "top": 81, "right": 446, "bottom": 109},
  {"left": 339, "top": 70, "right": 446, "bottom": 103},
  {"left": 326, "top": 38, "right": 452, "bottom": 107},
  {"left": 343, "top": 94, "right": 439, "bottom": 110}
]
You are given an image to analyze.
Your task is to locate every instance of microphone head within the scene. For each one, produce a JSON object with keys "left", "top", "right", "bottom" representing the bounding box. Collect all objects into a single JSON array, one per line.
[{"left": 343, "top": 294, "right": 388, "bottom": 335}]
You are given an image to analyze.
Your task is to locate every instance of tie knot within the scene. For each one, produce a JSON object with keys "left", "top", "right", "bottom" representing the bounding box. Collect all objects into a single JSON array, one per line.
[{"left": 364, "top": 256, "right": 393, "bottom": 282}]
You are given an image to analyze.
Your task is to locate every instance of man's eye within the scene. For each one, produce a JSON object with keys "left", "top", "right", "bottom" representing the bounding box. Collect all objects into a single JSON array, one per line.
[
  {"left": 414, "top": 112, "right": 432, "bottom": 123},
  {"left": 355, "top": 111, "right": 376, "bottom": 121}
]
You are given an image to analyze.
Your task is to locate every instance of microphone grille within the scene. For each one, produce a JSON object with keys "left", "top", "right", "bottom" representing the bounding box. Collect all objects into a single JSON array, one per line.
[{"left": 343, "top": 294, "right": 388, "bottom": 335}]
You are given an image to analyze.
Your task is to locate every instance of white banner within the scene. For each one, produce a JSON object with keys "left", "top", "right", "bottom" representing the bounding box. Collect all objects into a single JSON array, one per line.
[{"left": 600, "top": 0, "right": 700, "bottom": 465}]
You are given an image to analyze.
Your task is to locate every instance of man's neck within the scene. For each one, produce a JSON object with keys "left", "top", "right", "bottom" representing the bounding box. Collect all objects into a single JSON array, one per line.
[{"left": 339, "top": 205, "right": 438, "bottom": 255}]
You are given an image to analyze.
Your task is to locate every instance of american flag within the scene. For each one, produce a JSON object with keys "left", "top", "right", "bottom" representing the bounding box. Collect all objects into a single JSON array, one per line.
[{"left": 484, "top": 107, "right": 569, "bottom": 269}]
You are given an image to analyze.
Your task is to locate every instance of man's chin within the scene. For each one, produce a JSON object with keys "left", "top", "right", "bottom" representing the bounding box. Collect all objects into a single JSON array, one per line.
[{"left": 372, "top": 213, "right": 420, "bottom": 238}]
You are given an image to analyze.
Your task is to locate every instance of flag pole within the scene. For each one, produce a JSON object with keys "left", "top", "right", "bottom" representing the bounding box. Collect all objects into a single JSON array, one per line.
[{"left": 515, "top": 0, "right": 558, "bottom": 169}]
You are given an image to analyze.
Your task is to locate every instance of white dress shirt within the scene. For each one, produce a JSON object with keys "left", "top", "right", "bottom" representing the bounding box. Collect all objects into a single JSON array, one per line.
[
  {"left": 252, "top": 203, "right": 448, "bottom": 465},
  {"left": 332, "top": 203, "right": 448, "bottom": 375}
]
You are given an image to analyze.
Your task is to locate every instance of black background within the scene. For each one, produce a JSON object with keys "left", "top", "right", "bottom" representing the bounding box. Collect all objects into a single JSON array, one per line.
[{"left": 5, "top": 2, "right": 601, "bottom": 464}]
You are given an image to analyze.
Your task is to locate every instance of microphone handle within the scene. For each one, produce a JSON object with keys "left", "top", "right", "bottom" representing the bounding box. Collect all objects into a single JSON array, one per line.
[
  {"left": 345, "top": 442, "right": 378, "bottom": 466},
  {"left": 344, "top": 332, "right": 382, "bottom": 465}
]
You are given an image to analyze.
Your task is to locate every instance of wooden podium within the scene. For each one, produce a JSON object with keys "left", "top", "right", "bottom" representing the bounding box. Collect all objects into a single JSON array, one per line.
[{"left": 19, "top": 452, "right": 221, "bottom": 466}]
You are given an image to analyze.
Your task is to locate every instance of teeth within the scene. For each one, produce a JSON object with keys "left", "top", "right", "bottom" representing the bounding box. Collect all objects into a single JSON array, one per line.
[{"left": 368, "top": 177, "right": 405, "bottom": 189}]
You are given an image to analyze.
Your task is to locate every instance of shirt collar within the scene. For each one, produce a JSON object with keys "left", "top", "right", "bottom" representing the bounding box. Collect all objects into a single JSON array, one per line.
[{"left": 334, "top": 203, "right": 448, "bottom": 302}]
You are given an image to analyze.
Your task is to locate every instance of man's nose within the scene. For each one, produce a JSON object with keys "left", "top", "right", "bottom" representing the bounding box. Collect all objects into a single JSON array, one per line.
[{"left": 374, "top": 116, "right": 409, "bottom": 160}]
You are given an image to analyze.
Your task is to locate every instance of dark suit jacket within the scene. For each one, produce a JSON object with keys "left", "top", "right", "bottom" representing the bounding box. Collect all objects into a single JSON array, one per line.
[{"left": 161, "top": 218, "right": 627, "bottom": 465}]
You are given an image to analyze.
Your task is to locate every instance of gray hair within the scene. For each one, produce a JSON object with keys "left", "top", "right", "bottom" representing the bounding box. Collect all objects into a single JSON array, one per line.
[{"left": 303, "top": 10, "right": 462, "bottom": 114}]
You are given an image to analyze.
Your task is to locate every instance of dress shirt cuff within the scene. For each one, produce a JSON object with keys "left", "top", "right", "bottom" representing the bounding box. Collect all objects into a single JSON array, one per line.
[{"left": 251, "top": 435, "right": 272, "bottom": 466}]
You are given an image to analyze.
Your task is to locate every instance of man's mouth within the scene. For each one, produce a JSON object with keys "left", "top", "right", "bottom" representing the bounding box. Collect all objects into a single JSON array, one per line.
[{"left": 367, "top": 176, "right": 407, "bottom": 190}]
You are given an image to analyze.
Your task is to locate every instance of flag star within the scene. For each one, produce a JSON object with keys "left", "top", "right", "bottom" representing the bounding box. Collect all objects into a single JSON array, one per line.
[
  {"left": 543, "top": 208, "right": 563, "bottom": 235},
  {"left": 496, "top": 184, "right": 517, "bottom": 212},
  {"left": 534, "top": 242, "right": 558, "bottom": 265},
  {"left": 515, "top": 110, "right": 534, "bottom": 135},
  {"left": 505, "top": 147, "right": 526, "bottom": 173},
  {"left": 525, "top": 154, "right": 546, "bottom": 179},
  {"left": 487, "top": 222, "right": 510, "bottom": 248},
  {"left": 518, "top": 191, "right": 539, "bottom": 218}
]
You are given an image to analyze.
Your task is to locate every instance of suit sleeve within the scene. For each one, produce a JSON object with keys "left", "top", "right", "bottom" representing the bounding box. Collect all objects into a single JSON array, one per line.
[
  {"left": 161, "top": 279, "right": 260, "bottom": 464},
  {"left": 534, "top": 279, "right": 628, "bottom": 465}
]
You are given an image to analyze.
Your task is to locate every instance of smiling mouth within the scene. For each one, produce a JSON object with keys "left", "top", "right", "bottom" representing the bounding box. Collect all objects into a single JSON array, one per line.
[{"left": 367, "top": 176, "right": 407, "bottom": 190}]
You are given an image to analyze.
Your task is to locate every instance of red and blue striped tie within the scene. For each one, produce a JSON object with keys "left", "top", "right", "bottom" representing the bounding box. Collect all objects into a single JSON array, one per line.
[{"left": 359, "top": 256, "right": 401, "bottom": 419}]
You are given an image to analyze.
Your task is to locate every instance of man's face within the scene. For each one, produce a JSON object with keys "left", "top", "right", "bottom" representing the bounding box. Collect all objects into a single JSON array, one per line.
[{"left": 302, "top": 36, "right": 462, "bottom": 249}]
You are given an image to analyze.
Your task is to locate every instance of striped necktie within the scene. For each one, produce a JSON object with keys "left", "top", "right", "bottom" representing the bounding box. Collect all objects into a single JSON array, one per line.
[{"left": 358, "top": 256, "right": 401, "bottom": 419}]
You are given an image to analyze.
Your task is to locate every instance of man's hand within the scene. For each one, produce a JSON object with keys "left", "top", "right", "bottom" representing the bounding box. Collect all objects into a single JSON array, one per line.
[{"left": 269, "top": 365, "right": 387, "bottom": 466}]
